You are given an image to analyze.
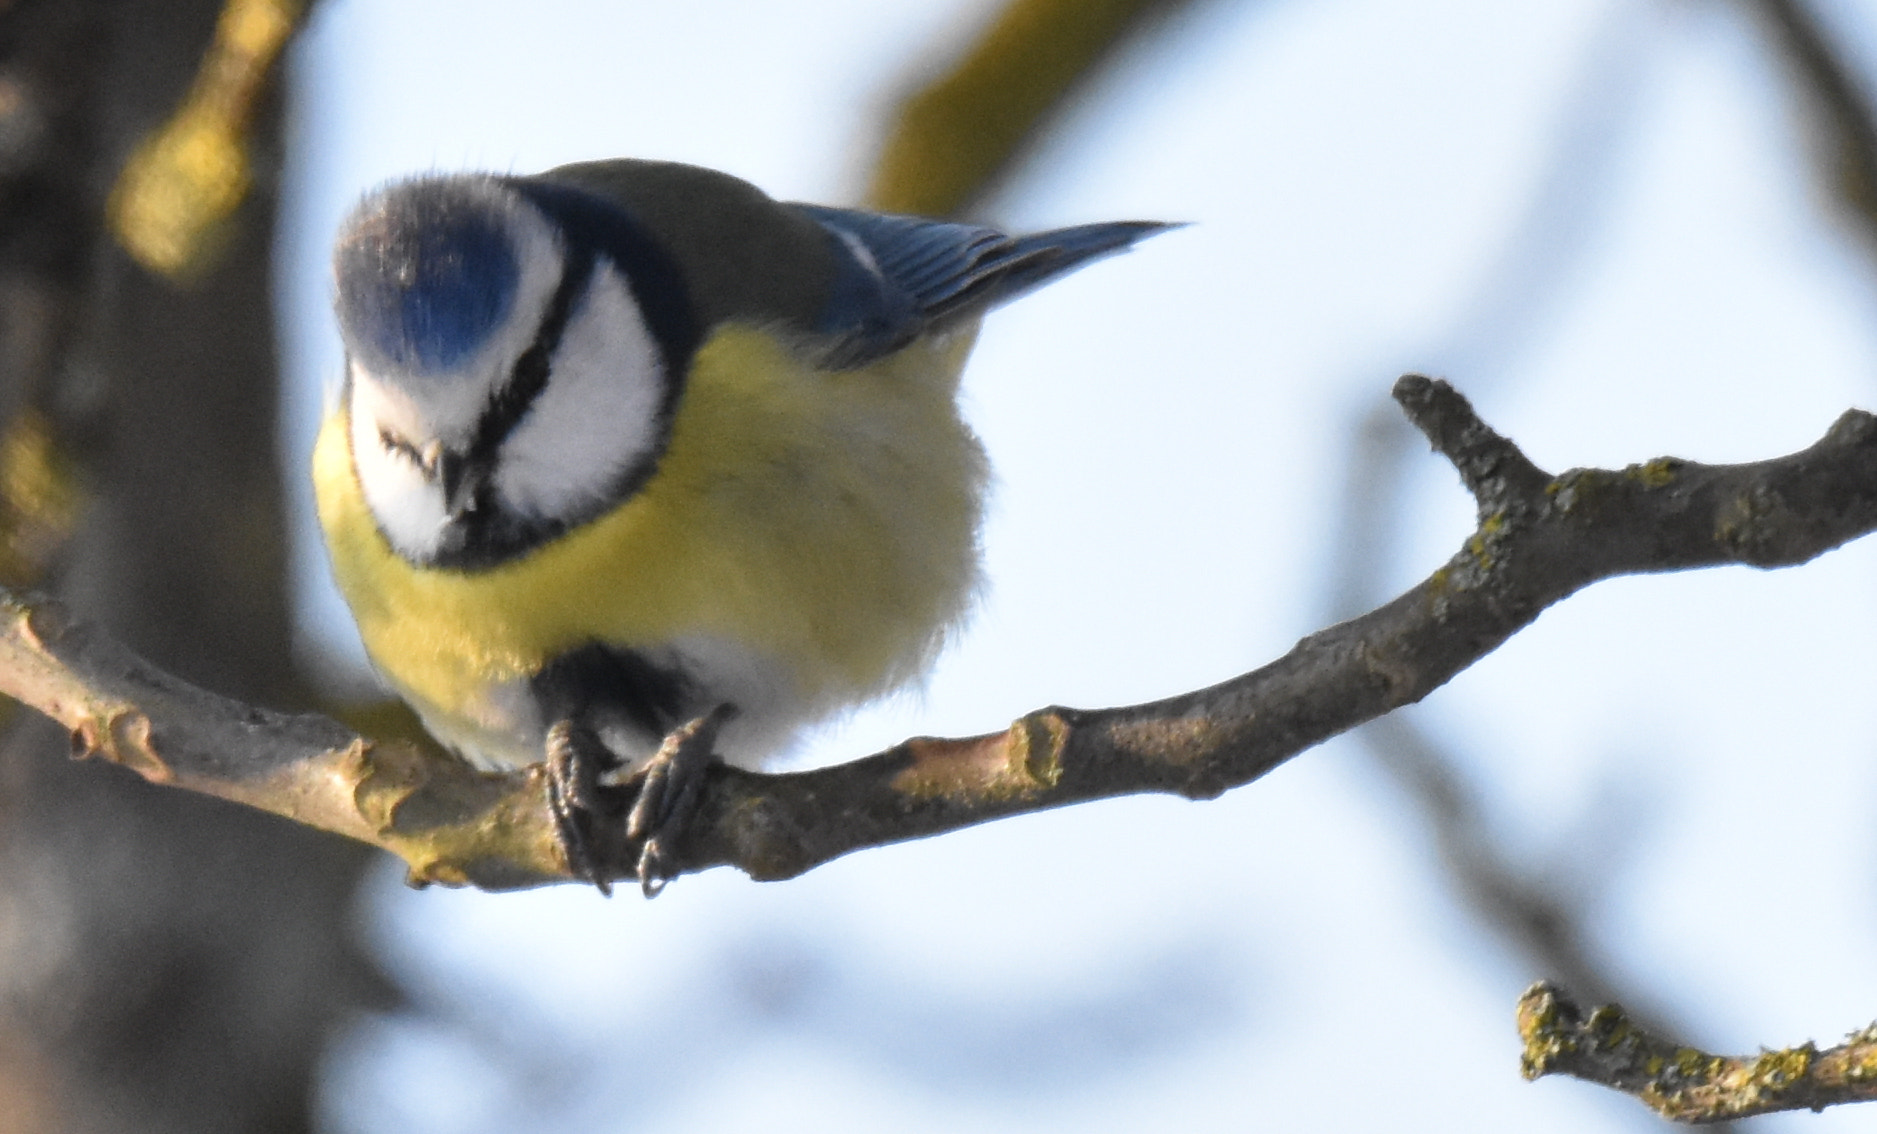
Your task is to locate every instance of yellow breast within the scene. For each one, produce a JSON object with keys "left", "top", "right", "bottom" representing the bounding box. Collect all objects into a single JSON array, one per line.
[{"left": 313, "top": 322, "right": 988, "bottom": 757}]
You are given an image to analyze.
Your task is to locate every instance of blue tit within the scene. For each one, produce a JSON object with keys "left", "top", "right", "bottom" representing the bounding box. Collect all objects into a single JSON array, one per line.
[{"left": 313, "top": 157, "right": 1169, "bottom": 890}]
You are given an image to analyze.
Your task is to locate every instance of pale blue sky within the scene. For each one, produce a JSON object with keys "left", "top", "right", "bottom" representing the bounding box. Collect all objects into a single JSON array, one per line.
[{"left": 279, "top": 2, "right": 1877, "bottom": 1130}]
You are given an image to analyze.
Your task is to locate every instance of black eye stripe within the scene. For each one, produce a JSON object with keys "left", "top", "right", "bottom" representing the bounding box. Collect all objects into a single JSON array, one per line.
[
  {"left": 417, "top": 178, "right": 701, "bottom": 572},
  {"left": 459, "top": 247, "right": 597, "bottom": 494},
  {"left": 378, "top": 426, "right": 421, "bottom": 463}
]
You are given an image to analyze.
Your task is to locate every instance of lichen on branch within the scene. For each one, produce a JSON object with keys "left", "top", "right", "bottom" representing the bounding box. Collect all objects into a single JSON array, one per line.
[{"left": 1518, "top": 981, "right": 1877, "bottom": 1122}]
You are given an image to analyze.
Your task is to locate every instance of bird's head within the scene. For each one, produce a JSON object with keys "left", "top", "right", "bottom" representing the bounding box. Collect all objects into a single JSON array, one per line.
[{"left": 333, "top": 175, "right": 690, "bottom": 568}]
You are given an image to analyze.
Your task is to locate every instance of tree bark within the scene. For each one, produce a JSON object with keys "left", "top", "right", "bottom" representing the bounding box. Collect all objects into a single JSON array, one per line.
[{"left": 0, "top": 3, "right": 381, "bottom": 1131}]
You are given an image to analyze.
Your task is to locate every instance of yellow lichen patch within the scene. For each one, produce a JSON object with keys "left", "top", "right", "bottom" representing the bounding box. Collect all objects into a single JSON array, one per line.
[
  {"left": 1586, "top": 1004, "right": 1631, "bottom": 1049},
  {"left": 1465, "top": 535, "right": 1496, "bottom": 572},
  {"left": 1846, "top": 1046, "right": 1877, "bottom": 1084},
  {"left": 1545, "top": 468, "right": 1612, "bottom": 515},
  {"left": 345, "top": 738, "right": 417, "bottom": 836},
  {"left": 1515, "top": 984, "right": 1576, "bottom": 1078},
  {"left": 1672, "top": 1046, "right": 1721, "bottom": 1081},
  {"left": 1461, "top": 511, "right": 1510, "bottom": 571},
  {"left": 1714, "top": 487, "right": 1781, "bottom": 554},
  {"left": 1747, "top": 1043, "right": 1814, "bottom": 1093},
  {"left": 1626, "top": 457, "right": 1684, "bottom": 488},
  {"left": 369, "top": 756, "right": 561, "bottom": 890},
  {"left": 1519, "top": 1028, "right": 1567, "bottom": 1079},
  {"left": 404, "top": 858, "right": 471, "bottom": 888}
]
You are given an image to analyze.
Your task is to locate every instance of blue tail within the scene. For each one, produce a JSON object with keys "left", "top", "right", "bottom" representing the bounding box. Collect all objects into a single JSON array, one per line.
[{"left": 989, "top": 221, "right": 1177, "bottom": 310}]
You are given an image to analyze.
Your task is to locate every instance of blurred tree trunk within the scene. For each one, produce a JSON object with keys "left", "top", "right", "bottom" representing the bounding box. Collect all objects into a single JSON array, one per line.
[{"left": 0, "top": 3, "right": 381, "bottom": 1132}]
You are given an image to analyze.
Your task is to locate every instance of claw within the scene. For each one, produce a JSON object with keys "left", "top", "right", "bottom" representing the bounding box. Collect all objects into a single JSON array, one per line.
[
  {"left": 541, "top": 704, "right": 735, "bottom": 898},
  {"left": 627, "top": 703, "right": 737, "bottom": 897},
  {"left": 544, "top": 718, "right": 617, "bottom": 896}
]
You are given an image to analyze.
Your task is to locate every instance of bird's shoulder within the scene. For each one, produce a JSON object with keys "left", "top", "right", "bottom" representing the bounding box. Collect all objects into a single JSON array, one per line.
[
  {"left": 527, "top": 159, "right": 1170, "bottom": 371},
  {"left": 529, "top": 159, "right": 836, "bottom": 335}
]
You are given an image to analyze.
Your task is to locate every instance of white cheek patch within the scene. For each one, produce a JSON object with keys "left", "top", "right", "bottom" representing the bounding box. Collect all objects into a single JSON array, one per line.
[
  {"left": 494, "top": 262, "right": 668, "bottom": 521},
  {"left": 348, "top": 368, "right": 449, "bottom": 560}
]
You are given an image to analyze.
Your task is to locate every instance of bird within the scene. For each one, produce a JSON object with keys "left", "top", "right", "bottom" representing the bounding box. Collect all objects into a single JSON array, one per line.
[{"left": 312, "top": 157, "right": 1171, "bottom": 895}]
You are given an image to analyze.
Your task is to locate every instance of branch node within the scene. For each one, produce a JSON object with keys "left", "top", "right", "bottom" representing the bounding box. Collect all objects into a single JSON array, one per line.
[
  {"left": 109, "top": 710, "right": 169, "bottom": 782},
  {"left": 1012, "top": 708, "right": 1070, "bottom": 791}
]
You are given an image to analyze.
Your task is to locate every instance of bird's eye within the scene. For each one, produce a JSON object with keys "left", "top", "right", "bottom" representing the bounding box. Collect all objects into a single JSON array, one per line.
[
  {"left": 379, "top": 427, "right": 422, "bottom": 465},
  {"left": 378, "top": 427, "right": 449, "bottom": 484}
]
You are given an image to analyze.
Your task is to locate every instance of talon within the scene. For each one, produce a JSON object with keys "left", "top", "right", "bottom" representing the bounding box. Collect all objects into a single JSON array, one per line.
[
  {"left": 637, "top": 841, "right": 669, "bottom": 899},
  {"left": 542, "top": 704, "right": 734, "bottom": 897},
  {"left": 544, "top": 718, "right": 619, "bottom": 896},
  {"left": 627, "top": 703, "right": 737, "bottom": 897}
]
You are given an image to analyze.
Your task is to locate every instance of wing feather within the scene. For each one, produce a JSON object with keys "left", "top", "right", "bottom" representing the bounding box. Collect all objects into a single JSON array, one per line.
[{"left": 797, "top": 204, "right": 1172, "bottom": 368}]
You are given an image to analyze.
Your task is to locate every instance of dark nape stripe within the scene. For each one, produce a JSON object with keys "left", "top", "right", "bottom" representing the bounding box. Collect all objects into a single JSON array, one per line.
[
  {"left": 458, "top": 246, "right": 596, "bottom": 509},
  {"left": 422, "top": 179, "right": 705, "bottom": 574},
  {"left": 506, "top": 178, "right": 703, "bottom": 384}
]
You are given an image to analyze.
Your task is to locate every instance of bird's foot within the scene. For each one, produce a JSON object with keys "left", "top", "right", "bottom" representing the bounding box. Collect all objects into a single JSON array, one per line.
[
  {"left": 543, "top": 705, "right": 735, "bottom": 897},
  {"left": 626, "top": 704, "right": 736, "bottom": 897},
  {"left": 545, "top": 718, "right": 624, "bottom": 895}
]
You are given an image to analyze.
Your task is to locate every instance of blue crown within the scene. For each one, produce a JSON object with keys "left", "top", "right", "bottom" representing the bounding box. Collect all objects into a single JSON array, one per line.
[{"left": 334, "top": 180, "right": 521, "bottom": 374}]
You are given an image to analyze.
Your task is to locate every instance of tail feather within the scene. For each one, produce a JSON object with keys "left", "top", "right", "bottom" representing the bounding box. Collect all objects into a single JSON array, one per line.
[{"left": 986, "top": 221, "right": 1178, "bottom": 309}]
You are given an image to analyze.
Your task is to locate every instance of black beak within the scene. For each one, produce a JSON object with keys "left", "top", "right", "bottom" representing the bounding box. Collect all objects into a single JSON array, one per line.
[{"left": 434, "top": 448, "right": 481, "bottom": 518}]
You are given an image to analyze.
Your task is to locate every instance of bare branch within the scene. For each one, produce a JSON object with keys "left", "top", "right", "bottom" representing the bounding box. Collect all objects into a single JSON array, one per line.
[
  {"left": 0, "top": 378, "right": 1874, "bottom": 890},
  {"left": 109, "top": 0, "right": 305, "bottom": 276},
  {"left": 1518, "top": 982, "right": 1877, "bottom": 1122},
  {"left": 1739, "top": 0, "right": 1877, "bottom": 245}
]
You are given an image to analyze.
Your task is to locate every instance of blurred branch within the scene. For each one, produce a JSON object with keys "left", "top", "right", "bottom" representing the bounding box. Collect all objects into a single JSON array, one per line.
[
  {"left": 1741, "top": 0, "right": 1877, "bottom": 248},
  {"left": 0, "top": 2, "right": 383, "bottom": 1125},
  {"left": 1325, "top": 26, "right": 1728, "bottom": 1128},
  {"left": 0, "top": 408, "right": 80, "bottom": 589},
  {"left": 1518, "top": 982, "right": 1877, "bottom": 1122},
  {"left": 107, "top": 0, "right": 303, "bottom": 277},
  {"left": 865, "top": 0, "right": 1211, "bottom": 218},
  {"left": 1, "top": 378, "right": 1876, "bottom": 890},
  {"left": 1333, "top": 405, "right": 1718, "bottom": 1084},
  {"left": 1361, "top": 715, "right": 1635, "bottom": 1009}
]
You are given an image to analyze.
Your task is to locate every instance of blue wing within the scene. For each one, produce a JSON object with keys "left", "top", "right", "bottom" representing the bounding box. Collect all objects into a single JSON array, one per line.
[{"left": 794, "top": 204, "right": 1172, "bottom": 368}]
